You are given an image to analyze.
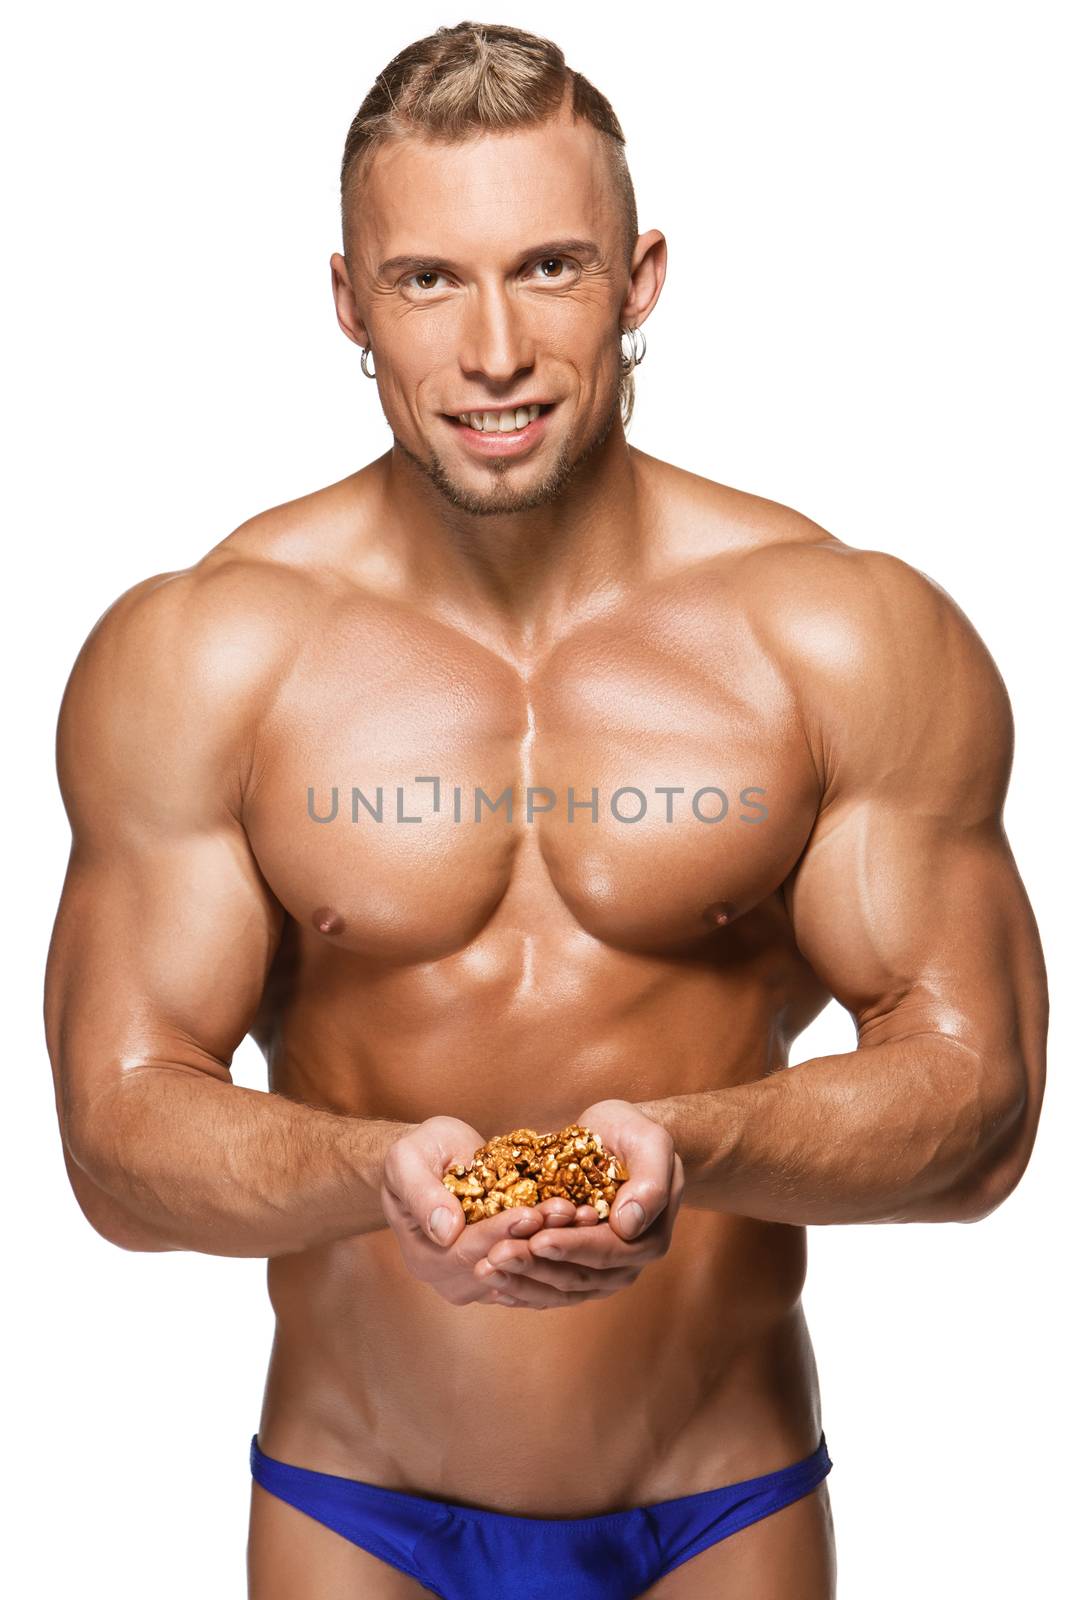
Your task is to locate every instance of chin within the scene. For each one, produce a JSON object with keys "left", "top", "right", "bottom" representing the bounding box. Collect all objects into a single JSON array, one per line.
[
  {"left": 395, "top": 434, "right": 573, "bottom": 516},
  {"left": 431, "top": 466, "right": 571, "bottom": 517}
]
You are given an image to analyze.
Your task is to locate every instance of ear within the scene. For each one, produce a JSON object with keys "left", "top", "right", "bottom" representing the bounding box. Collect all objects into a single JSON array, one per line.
[
  {"left": 329, "top": 251, "right": 371, "bottom": 348},
  {"left": 620, "top": 229, "right": 667, "bottom": 331}
]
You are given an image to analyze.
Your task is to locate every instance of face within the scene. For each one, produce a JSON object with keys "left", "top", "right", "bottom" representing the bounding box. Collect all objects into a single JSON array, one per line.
[{"left": 331, "top": 114, "right": 663, "bottom": 516}]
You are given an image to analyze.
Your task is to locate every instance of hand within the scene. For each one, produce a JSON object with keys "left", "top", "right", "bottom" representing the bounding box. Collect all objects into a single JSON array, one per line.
[
  {"left": 379, "top": 1116, "right": 580, "bottom": 1306},
  {"left": 472, "top": 1099, "right": 685, "bottom": 1310}
]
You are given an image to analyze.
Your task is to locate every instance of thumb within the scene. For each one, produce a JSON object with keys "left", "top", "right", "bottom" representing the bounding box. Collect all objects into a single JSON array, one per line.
[
  {"left": 407, "top": 1150, "right": 464, "bottom": 1246},
  {"left": 426, "top": 1197, "right": 463, "bottom": 1247},
  {"left": 385, "top": 1122, "right": 471, "bottom": 1246}
]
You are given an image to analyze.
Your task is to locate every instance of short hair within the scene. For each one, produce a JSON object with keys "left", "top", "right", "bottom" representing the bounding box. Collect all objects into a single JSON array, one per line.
[{"left": 340, "top": 21, "right": 641, "bottom": 429}]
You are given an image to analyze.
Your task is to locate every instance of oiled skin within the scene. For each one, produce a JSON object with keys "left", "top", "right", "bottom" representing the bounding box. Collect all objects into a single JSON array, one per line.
[
  {"left": 46, "top": 447, "right": 1046, "bottom": 1600},
  {"left": 243, "top": 458, "right": 832, "bottom": 1506}
]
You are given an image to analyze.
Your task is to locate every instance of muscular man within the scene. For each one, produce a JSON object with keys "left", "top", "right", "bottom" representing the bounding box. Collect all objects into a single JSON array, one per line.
[{"left": 44, "top": 21, "right": 1047, "bottom": 1600}]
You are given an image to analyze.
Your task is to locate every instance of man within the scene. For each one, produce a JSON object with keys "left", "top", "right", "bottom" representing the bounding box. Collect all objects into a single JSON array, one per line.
[{"left": 44, "top": 20, "right": 1047, "bottom": 1600}]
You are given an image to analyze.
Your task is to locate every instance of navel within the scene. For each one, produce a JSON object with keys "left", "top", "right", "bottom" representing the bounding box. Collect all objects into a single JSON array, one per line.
[
  {"left": 311, "top": 905, "right": 346, "bottom": 936},
  {"left": 702, "top": 900, "right": 737, "bottom": 929}
]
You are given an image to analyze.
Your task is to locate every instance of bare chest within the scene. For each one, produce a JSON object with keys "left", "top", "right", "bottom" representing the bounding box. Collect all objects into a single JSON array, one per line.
[{"left": 244, "top": 595, "right": 821, "bottom": 961}]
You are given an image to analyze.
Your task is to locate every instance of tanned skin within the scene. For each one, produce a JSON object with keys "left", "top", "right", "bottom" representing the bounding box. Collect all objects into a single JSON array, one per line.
[{"left": 44, "top": 104, "right": 1047, "bottom": 1599}]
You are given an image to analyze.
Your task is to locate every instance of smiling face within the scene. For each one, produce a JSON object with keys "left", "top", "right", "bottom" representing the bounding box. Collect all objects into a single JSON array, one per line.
[{"left": 333, "top": 112, "right": 643, "bottom": 515}]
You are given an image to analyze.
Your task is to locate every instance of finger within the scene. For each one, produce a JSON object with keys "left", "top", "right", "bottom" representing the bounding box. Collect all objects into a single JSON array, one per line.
[
  {"left": 609, "top": 1127, "right": 675, "bottom": 1240},
  {"left": 524, "top": 1225, "right": 646, "bottom": 1269},
  {"left": 384, "top": 1141, "right": 472, "bottom": 1249},
  {"left": 485, "top": 1272, "right": 618, "bottom": 1308},
  {"left": 380, "top": 1173, "right": 447, "bottom": 1245},
  {"left": 485, "top": 1228, "right": 640, "bottom": 1273},
  {"left": 478, "top": 1254, "right": 638, "bottom": 1296},
  {"left": 503, "top": 1207, "right": 545, "bottom": 1238},
  {"left": 455, "top": 1204, "right": 546, "bottom": 1263},
  {"left": 539, "top": 1199, "right": 579, "bottom": 1226}
]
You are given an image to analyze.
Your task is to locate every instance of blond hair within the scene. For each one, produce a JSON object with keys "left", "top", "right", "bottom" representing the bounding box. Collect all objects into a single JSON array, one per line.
[{"left": 340, "top": 21, "right": 641, "bottom": 429}]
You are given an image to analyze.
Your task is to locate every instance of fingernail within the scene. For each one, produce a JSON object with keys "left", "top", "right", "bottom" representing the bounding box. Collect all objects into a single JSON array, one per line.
[
  {"left": 430, "top": 1206, "right": 453, "bottom": 1244},
  {"left": 488, "top": 1272, "right": 510, "bottom": 1288},
  {"left": 619, "top": 1201, "right": 645, "bottom": 1237},
  {"left": 537, "top": 1244, "right": 562, "bottom": 1259}
]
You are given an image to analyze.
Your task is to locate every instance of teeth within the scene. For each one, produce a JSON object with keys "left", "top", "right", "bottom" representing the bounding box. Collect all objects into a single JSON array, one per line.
[{"left": 457, "top": 404, "right": 542, "bottom": 433}]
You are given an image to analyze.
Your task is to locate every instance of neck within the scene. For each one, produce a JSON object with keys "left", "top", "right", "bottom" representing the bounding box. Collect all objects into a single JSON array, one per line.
[{"left": 370, "top": 419, "right": 649, "bottom": 656}]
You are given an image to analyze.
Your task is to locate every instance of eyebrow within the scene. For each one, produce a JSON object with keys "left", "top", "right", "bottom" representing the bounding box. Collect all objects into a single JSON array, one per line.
[{"left": 377, "top": 238, "right": 603, "bottom": 277}]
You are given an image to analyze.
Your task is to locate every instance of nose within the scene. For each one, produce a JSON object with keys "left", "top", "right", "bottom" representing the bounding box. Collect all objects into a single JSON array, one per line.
[{"left": 458, "top": 282, "right": 535, "bottom": 391}]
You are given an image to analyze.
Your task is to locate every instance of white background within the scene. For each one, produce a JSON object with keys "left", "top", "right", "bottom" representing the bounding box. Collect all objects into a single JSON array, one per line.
[{"left": 4, "top": 2, "right": 1063, "bottom": 1594}]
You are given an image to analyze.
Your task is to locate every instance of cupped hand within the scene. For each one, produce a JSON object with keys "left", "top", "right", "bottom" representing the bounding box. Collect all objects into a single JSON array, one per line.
[
  {"left": 379, "top": 1116, "right": 579, "bottom": 1305},
  {"left": 472, "top": 1099, "right": 685, "bottom": 1310}
]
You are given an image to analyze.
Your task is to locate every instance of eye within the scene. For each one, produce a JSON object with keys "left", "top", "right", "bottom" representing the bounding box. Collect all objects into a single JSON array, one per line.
[
  {"left": 408, "top": 269, "right": 443, "bottom": 291},
  {"left": 533, "top": 256, "right": 574, "bottom": 280}
]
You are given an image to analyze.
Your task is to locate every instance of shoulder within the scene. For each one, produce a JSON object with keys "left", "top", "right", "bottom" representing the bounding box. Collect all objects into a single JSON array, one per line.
[
  {"left": 642, "top": 461, "right": 976, "bottom": 668},
  {"left": 60, "top": 476, "right": 368, "bottom": 719},
  {"left": 739, "top": 535, "right": 1014, "bottom": 814},
  {"left": 740, "top": 534, "right": 1008, "bottom": 703},
  {"left": 54, "top": 493, "right": 350, "bottom": 817},
  {"left": 641, "top": 455, "right": 1015, "bottom": 814},
  {"left": 61, "top": 550, "right": 298, "bottom": 731}
]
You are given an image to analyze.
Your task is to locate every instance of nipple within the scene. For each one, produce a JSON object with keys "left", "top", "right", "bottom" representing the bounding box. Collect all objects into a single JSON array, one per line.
[
  {"left": 311, "top": 905, "right": 346, "bottom": 936},
  {"left": 702, "top": 900, "right": 737, "bottom": 929}
]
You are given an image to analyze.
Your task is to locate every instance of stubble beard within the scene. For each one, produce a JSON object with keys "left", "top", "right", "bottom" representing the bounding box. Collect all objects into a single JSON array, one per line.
[{"left": 394, "top": 390, "right": 622, "bottom": 517}]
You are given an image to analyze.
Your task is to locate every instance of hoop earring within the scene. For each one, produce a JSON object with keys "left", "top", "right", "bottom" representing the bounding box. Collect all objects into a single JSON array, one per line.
[
  {"left": 360, "top": 344, "right": 377, "bottom": 380},
  {"left": 620, "top": 325, "right": 647, "bottom": 372}
]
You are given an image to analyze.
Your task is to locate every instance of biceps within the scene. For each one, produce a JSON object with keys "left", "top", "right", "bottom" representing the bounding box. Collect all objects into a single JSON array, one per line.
[
  {"left": 786, "top": 798, "right": 1041, "bottom": 1057},
  {"left": 45, "top": 825, "right": 283, "bottom": 1150}
]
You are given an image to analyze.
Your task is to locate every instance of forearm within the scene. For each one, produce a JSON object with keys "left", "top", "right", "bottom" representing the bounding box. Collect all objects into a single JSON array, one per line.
[
  {"left": 638, "top": 1035, "right": 1025, "bottom": 1225},
  {"left": 69, "top": 1067, "right": 414, "bottom": 1257}
]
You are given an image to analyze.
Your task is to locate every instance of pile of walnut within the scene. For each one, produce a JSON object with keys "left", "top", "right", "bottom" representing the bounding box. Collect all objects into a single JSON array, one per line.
[{"left": 441, "top": 1123, "right": 630, "bottom": 1224}]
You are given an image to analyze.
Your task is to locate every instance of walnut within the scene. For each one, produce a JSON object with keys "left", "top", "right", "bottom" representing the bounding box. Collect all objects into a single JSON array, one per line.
[{"left": 441, "top": 1123, "right": 630, "bottom": 1224}]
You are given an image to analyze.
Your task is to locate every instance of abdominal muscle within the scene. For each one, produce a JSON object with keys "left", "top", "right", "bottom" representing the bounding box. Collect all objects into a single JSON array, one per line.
[
  {"left": 251, "top": 902, "right": 830, "bottom": 1514},
  {"left": 255, "top": 1194, "right": 821, "bottom": 1516}
]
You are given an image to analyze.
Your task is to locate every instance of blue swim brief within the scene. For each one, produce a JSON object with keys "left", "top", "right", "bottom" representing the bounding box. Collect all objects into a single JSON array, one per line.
[{"left": 249, "top": 1428, "right": 832, "bottom": 1600}]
